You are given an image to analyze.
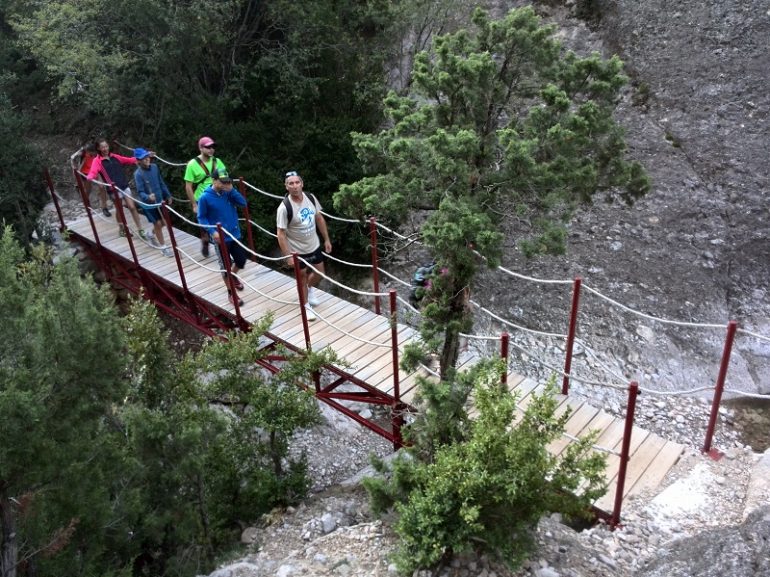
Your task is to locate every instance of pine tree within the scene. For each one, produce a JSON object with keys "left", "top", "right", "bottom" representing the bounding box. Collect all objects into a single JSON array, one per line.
[{"left": 335, "top": 6, "right": 650, "bottom": 378}]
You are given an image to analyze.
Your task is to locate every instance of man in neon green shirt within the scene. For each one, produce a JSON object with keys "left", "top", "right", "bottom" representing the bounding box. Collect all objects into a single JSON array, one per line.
[{"left": 184, "top": 136, "right": 228, "bottom": 257}]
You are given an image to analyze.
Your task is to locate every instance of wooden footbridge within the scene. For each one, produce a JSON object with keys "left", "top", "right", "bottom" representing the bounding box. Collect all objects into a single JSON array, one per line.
[{"left": 49, "top": 175, "right": 684, "bottom": 525}]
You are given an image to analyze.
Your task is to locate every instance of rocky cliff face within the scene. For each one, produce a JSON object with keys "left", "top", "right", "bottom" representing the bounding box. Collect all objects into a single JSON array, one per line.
[{"left": 475, "top": 0, "right": 770, "bottom": 398}]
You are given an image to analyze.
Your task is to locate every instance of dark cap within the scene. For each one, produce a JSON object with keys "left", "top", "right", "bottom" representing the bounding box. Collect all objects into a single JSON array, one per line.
[{"left": 211, "top": 168, "right": 231, "bottom": 183}]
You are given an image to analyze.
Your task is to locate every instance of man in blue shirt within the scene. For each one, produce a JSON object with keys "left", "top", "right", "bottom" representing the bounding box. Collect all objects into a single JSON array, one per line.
[{"left": 197, "top": 169, "right": 248, "bottom": 306}]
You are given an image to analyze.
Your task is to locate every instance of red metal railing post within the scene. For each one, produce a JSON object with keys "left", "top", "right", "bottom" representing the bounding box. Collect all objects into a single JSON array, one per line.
[
  {"left": 500, "top": 332, "right": 510, "bottom": 385},
  {"left": 73, "top": 169, "right": 103, "bottom": 245},
  {"left": 292, "top": 251, "right": 313, "bottom": 352},
  {"left": 216, "top": 223, "right": 245, "bottom": 326},
  {"left": 161, "top": 201, "right": 191, "bottom": 295},
  {"left": 112, "top": 184, "right": 141, "bottom": 266},
  {"left": 702, "top": 320, "right": 738, "bottom": 457},
  {"left": 562, "top": 277, "right": 583, "bottom": 395},
  {"left": 238, "top": 177, "right": 257, "bottom": 261},
  {"left": 370, "top": 217, "right": 381, "bottom": 315},
  {"left": 43, "top": 168, "right": 65, "bottom": 231},
  {"left": 611, "top": 381, "right": 639, "bottom": 528},
  {"left": 389, "top": 289, "right": 402, "bottom": 448}
]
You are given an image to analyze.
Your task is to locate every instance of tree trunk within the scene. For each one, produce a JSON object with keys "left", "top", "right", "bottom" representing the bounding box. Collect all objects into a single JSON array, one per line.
[
  {"left": 1, "top": 494, "right": 18, "bottom": 577},
  {"left": 438, "top": 285, "right": 471, "bottom": 379}
]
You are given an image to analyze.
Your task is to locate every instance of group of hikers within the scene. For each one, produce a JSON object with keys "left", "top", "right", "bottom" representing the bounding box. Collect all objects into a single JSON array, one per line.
[{"left": 72, "top": 136, "right": 332, "bottom": 318}]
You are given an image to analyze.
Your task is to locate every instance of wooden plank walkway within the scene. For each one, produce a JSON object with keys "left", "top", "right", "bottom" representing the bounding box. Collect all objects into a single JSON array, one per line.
[{"left": 65, "top": 214, "right": 684, "bottom": 516}]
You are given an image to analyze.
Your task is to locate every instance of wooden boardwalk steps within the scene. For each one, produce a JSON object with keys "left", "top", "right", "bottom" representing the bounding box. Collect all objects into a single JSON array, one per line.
[{"left": 65, "top": 213, "right": 685, "bottom": 518}]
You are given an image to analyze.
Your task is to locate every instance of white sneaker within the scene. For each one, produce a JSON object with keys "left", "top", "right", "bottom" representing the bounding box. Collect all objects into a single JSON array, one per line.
[
  {"left": 304, "top": 304, "right": 317, "bottom": 321},
  {"left": 307, "top": 287, "right": 320, "bottom": 306},
  {"left": 161, "top": 247, "right": 173, "bottom": 257}
]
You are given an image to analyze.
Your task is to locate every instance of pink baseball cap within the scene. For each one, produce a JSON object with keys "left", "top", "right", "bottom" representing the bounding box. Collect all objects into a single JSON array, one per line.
[{"left": 198, "top": 136, "right": 215, "bottom": 148}]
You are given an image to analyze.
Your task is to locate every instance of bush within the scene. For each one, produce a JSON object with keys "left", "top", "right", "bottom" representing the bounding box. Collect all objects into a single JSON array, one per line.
[{"left": 364, "top": 363, "right": 607, "bottom": 574}]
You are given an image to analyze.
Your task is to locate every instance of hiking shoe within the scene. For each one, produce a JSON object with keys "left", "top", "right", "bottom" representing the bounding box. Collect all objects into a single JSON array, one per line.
[
  {"left": 229, "top": 292, "right": 244, "bottom": 307},
  {"left": 118, "top": 224, "right": 127, "bottom": 237},
  {"left": 102, "top": 207, "right": 111, "bottom": 217},
  {"left": 138, "top": 229, "right": 149, "bottom": 240},
  {"left": 304, "top": 304, "right": 317, "bottom": 321},
  {"left": 307, "top": 287, "right": 320, "bottom": 306},
  {"left": 201, "top": 240, "right": 210, "bottom": 257},
  {"left": 161, "top": 247, "right": 173, "bottom": 258},
  {"left": 233, "top": 278, "right": 244, "bottom": 291}
]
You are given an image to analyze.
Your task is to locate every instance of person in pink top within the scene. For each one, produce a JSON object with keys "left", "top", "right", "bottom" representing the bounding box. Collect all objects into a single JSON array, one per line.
[{"left": 87, "top": 138, "right": 147, "bottom": 238}]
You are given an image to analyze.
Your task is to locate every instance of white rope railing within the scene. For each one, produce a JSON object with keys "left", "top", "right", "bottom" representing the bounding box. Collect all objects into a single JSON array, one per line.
[
  {"left": 66, "top": 145, "right": 770, "bottom": 409},
  {"left": 581, "top": 284, "right": 727, "bottom": 330}
]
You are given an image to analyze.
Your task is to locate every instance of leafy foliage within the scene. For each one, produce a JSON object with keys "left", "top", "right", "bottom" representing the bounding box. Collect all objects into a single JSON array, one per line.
[
  {"left": 0, "top": 228, "right": 129, "bottom": 577},
  {"left": 0, "top": 231, "right": 331, "bottom": 576},
  {"left": 364, "top": 363, "right": 607, "bottom": 574},
  {"left": 335, "top": 6, "right": 650, "bottom": 376},
  {"left": 0, "top": 95, "right": 48, "bottom": 246}
]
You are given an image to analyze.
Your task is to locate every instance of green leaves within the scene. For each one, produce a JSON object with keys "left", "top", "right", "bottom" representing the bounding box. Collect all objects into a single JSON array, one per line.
[{"left": 366, "top": 365, "right": 608, "bottom": 574}]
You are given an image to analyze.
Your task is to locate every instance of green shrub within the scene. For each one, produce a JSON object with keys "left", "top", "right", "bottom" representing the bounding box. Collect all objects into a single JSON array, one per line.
[{"left": 365, "top": 364, "right": 607, "bottom": 574}]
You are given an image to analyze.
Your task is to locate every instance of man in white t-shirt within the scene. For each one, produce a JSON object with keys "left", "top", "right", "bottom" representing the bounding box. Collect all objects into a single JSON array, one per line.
[{"left": 276, "top": 171, "right": 332, "bottom": 320}]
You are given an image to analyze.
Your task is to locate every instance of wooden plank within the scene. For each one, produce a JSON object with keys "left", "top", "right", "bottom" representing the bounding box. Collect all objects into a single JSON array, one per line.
[
  {"left": 593, "top": 433, "right": 668, "bottom": 513},
  {"left": 546, "top": 403, "right": 601, "bottom": 457}
]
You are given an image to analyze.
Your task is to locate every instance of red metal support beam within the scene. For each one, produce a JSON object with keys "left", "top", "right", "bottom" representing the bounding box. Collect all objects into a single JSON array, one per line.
[
  {"left": 291, "top": 251, "right": 313, "bottom": 354},
  {"left": 702, "top": 320, "right": 738, "bottom": 458},
  {"left": 562, "top": 277, "right": 582, "bottom": 395}
]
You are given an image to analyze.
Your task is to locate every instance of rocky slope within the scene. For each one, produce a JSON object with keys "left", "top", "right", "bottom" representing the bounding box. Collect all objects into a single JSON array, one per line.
[{"left": 203, "top": 2, "right": 770, "bottom": 576}]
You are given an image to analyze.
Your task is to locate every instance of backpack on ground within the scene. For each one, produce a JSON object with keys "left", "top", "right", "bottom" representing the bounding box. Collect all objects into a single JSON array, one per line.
[{"left": 409, "top": 261, "right": 437, "bottom": 308}]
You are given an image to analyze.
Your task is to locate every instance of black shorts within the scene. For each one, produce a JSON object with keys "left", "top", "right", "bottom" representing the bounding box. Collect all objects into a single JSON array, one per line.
[
  {"left": 215, "top": 240, "right": 247, "bottom": 276},
  {"left": 142, "top": 206, "right": 162, "bottom": 224},
  {"left": 299, "top": 246, "right": 325, "bottom": 271}
]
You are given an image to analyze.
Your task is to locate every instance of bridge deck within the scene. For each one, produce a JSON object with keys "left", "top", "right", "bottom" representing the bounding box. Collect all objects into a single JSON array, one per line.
[{"left": 65, "top": 213, "right": 684, "bottom": 517}]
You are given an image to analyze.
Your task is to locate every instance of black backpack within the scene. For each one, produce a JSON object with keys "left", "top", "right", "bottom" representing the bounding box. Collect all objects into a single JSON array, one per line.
[{"left": 282, "top": 192, "right": 317, "bottom": 223}]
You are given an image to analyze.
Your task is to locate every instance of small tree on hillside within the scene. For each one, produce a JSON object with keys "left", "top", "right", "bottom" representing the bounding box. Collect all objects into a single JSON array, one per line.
[
  {"left": 0, "top": 228, "right": 129, "bottom": 577},
  {"left": 334, "top": 6, "right": 650, "bottom": 378},
  {"left": 120, "top": 299, "right": 328, "bottom": 576},
  {"left": 364, "top": 363, "right": 607, "bottom": 574}
]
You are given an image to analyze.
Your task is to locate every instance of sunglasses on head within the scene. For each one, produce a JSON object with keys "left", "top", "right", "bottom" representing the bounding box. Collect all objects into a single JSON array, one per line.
[{"left": 285, "top": 171, "right": 299, "bottom": 177}]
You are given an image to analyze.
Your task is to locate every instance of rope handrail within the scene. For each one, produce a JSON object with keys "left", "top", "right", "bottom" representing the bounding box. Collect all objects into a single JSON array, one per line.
[
  {"left": 69, "top": 145, "right": 770, "bottom": 377},
  {"left": 736, "top": 328, "right": 770, "bottom": 345},
  {"left": 496, "top": 264, "right": 574, "bottom": 286},
  {"left": 311, "top": 307, "right": 392, "bottom": 348},
  {"left": 470, "top": 299, "right": 569, "bottom": 340},
  {"left": 582, "top": 284, "right": 727, "bottom": 330}
]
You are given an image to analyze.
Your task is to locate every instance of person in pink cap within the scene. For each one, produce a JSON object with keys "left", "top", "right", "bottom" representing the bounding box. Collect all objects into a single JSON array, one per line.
[{"left": 184, "top": 136, "right": 228, "bottom": 257}]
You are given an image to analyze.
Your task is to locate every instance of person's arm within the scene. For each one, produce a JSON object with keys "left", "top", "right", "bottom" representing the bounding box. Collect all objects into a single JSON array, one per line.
[
  {"left": 316, "top": 213, "right": 332, "bottom": 254},
  {"left": 113, "top": 153, "right": 138, "bottom": 165},
  {"left": 276, "top": 205, "right": 294, "bottom": 266},
  {"left": 183, "top": 161, "right": 198, "bottom": 211},
  {"left": 229, "top": 188, "right": 247, "bottom": 207},
  {"left": 85, "top": 156, "right": 102, "bottom": 181},
  {"left": 197, "top": 197, "right": 215, "bottom": 239},
  {"left": 134, "top": 170, "right": 150, "bottom": 204}
]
